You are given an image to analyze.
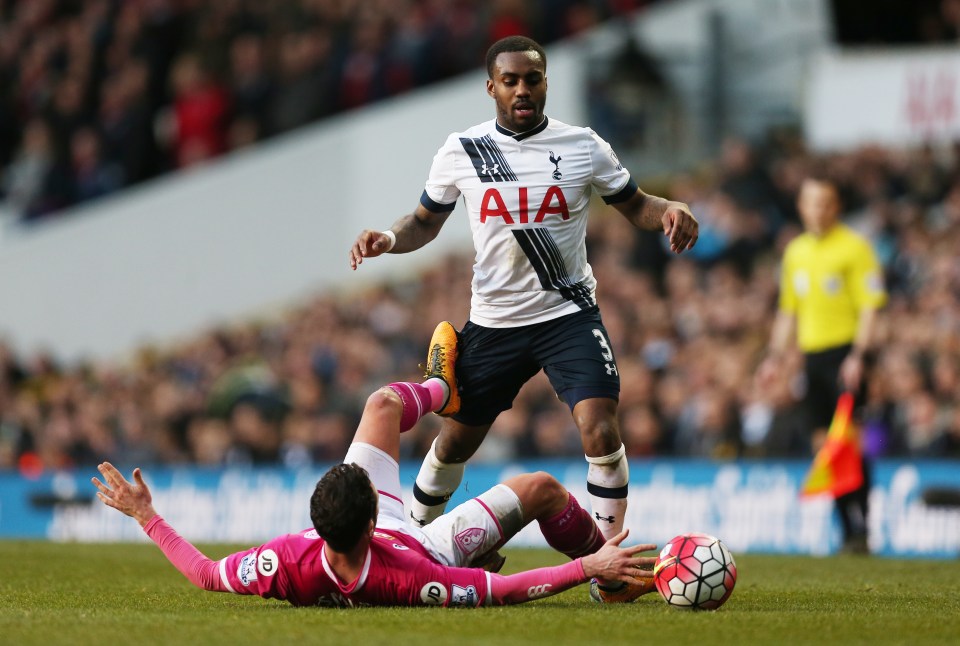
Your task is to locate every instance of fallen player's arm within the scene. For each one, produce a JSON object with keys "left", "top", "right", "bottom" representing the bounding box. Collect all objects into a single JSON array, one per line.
[
  {"left": 488, "top": 532, "right": 656, "bottom": 605},
  {"left": 92, "top": 462, "right": 229, "bottom": 592},
  {"left": 143, "top": 515, "right": 230, "bottom": 592}
]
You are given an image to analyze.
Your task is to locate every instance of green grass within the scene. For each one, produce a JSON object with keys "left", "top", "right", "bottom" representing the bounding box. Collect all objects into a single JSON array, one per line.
[{"left": 2, "top": 543, "right": 959, "bottom": 645}]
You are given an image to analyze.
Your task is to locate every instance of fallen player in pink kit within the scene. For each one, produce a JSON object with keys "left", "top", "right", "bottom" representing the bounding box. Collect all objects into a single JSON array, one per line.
[{"left": 92, "top": 329, "right": 656, "bottom": 607}]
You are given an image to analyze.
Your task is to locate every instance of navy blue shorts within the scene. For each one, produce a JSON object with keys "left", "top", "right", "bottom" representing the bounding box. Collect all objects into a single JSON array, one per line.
[
  {"left": 452, "top": 307, "right": 620, "bottom": 427},
  {"left": 804, "top": 343, "right": 858, "bottom": 429}
]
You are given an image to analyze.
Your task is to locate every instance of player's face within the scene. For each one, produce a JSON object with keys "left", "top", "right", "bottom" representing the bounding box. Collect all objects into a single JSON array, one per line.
[
  {"left": 486, "top": 51, "right": 547, "bottom": 133},
  {"left": 797, "top": 179, "right": 840, "bottom": 236}
]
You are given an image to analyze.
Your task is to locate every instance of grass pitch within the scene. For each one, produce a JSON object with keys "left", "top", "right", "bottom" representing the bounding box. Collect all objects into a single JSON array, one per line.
[{"left": 2, "top": 542, "right": 958, "bottom": 646}]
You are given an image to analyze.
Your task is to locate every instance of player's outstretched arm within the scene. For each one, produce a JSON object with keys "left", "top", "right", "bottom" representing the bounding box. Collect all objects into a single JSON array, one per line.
[
  {"left": 487, "top": 531, "right": 656, "bottom": 605},
  {"left": 349, "top": 204, "right": 451, "bottom": 270},
  {"left": 91, "top": 463, "right": 229, "bottom": 592},
  {"left": 612, "top": 189, "right": 699, "bottom": 254}
]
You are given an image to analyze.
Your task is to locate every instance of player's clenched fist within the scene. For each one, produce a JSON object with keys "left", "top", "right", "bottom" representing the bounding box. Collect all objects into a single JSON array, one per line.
[{"left": 349, "top": 229, "right": 394, "bottom": 270}]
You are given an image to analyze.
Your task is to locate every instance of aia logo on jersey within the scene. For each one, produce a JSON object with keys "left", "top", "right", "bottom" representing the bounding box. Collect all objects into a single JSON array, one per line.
[
  {"left": 480, "top": 186, "right": 569, "bottom": 223},
  {"left": 455, "top": 527, "right": 487, "bottom": 555},
  {"left": 549, "top": 150, "right": 562, "bottom": 180}
]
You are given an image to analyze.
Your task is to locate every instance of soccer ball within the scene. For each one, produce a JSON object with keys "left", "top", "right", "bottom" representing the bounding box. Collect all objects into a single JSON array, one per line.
[{"left": 653, "top": 532, "right": 737, "bottom": 610}]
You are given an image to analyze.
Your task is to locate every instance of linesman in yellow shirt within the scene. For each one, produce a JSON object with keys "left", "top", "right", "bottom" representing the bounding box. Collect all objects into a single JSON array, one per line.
[{"left": 758, "top": 176, "right": 887, "bottom": 554}]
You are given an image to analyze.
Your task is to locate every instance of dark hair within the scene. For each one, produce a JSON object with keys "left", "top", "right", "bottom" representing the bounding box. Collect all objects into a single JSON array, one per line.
[
  {"left": 803, "top": 171, "right": 838, "bottom": 188},
  {"left": 801, "top": 173, "right": 843, "bottom": 203},
  {"left": 310, "top": 463, "right": 378, "bottom": 553},
  {"left": 485, "top": 36, "right": 547, "bottom": 78}
]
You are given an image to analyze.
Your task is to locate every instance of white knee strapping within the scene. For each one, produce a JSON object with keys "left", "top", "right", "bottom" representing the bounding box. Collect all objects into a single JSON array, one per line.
[
  {"left": 585, "top": 444, "right": 629, "bottom": 487},
  {"left": 585, "top": 444, "right": 629, "bottom": 541},
  {"left": 419, "top": 436, "right": 466, "bottom": 492},
  {"left": 410, "top": 437, "right": 466, "bottom": 526}
]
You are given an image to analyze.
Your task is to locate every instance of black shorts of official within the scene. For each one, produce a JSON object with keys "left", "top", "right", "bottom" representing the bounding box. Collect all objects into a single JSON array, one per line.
[
  {"left": 803, "top": 343, "right": 854, "bottom": 430},
  {"left": 452, "top": 307, "right": 621, "bottom": 427}
]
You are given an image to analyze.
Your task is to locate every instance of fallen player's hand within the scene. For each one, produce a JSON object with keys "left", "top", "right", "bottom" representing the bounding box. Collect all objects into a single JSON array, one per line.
[
  {"left": 580, "top": 530, "right": 657, "bottom": 585},
  {"left": 91, "top": 462, "right": 158, "bottom": 527}
]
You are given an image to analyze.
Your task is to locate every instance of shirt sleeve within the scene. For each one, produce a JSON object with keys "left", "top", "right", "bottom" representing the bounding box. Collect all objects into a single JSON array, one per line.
[
  {"left": 849, "top": 238, "right": 887, "bottom": 310},
  {"left": 778, "top": 244, "right": 797, "bottom": 314},
  {"left": 143, "top": 515, "right": 229, "bottom": 592},
  {"left": 217, "top": 535, "right": 290, "bottom": 599},
  {"left": 421, "top": 134, "right": 461, "bottom": 213},
  {"left": 587, "top": 129, "right": 636, "bottom": 204},
  {"left": 487, "top": 559, "right": 587, "bottom": 606}
]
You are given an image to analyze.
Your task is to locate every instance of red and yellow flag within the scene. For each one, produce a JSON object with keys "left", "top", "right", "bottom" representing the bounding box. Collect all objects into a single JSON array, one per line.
[{"left": 800, "top": 392, "right": 863, "bottom": 498}]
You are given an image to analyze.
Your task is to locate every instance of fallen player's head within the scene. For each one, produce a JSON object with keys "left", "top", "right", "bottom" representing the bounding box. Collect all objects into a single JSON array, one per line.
[{"left": 311, "top": 463, "right": 378, "bottom": 552}]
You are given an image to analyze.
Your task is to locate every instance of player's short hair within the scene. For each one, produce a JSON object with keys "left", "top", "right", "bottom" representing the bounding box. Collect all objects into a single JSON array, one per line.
[
  {"left": 311, "top": 463, "right": 378, "bottom": 553},
  {"left": 486, "top": 35, "right": 547, "bottom": 78}
]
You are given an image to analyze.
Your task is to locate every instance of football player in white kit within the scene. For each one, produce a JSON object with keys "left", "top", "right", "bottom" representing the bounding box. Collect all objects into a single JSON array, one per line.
[{"left": 349, "top": 35, "right": 698, "bottom": 602}]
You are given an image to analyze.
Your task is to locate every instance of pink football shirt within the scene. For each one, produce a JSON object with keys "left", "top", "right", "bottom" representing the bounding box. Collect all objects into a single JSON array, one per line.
[{"left": 218, "top": 527, "right": 490, "bottom": 608}]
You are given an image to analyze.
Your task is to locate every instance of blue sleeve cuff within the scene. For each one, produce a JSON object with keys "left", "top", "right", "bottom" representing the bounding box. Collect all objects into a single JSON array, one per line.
[
  {"left": 420, "top": 190, "right": 456, "bottom": 213},
  {"left": 601, "top": 178, "right": 638, "bottom": 205}
]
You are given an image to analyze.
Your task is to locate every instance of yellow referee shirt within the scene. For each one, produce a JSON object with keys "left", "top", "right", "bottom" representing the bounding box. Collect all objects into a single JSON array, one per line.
[{"left": 779, "top": 223, "right": 887, "bottom": 353}]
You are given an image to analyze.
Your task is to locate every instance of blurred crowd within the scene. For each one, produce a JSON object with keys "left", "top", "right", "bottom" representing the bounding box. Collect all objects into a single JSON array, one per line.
[
  {"left": 0, "top": 0, "right": 647, "bottom": 222},
  {"left": 2, "top": 133, "right": 960, "bottom": 474},
  {"left": 1, "top": 0, "right": 959, "bottom": 473}
]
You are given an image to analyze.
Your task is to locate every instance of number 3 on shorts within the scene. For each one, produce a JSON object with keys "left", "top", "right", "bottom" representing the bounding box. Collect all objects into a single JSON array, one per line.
[{"left": 592, "top": 329, "right": 614, "bottom": 361}]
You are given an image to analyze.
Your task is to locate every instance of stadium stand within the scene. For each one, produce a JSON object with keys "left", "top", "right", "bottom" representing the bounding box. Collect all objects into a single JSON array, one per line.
[
  {"left": 1, "top": 136, "right": 959, "bottom": 471},
  {"left": 0, "top": 0, "right": 648, "bottom": 222},
  {"left": 1, "top": 2, "right": 959, "bottom": 472}
]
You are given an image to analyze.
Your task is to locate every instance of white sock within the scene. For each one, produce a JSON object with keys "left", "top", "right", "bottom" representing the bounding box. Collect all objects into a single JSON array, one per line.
[
  {"left": 586, "top": 444, "right": 629, "bottom": 542},
  {"left": 410, "top": 437, "right": 465, "bottom": 526}
]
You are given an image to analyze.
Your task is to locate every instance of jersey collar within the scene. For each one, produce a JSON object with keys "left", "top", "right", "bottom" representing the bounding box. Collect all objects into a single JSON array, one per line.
[
  {"left": 495, "top": 115, "right": 549, "bottom": 141},
  {"left": 321, "top": 543, "right": 372, "bottom": 593}
]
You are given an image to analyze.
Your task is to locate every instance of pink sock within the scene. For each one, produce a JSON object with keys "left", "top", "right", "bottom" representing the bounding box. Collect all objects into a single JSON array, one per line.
[
  {"left": 387, "top": 382, "right": 435, "bottom": 432},
  {"left": 538, "top": 494, "right": 605, "bottom": 560},
  {"left": 422, "top": 378, "right": 447, "bottom": 411}
]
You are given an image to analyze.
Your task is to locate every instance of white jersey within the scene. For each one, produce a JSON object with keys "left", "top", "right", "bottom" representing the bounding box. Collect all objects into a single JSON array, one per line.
[{"left": 420, "top": 116, "right": 636, "bottom": 328}]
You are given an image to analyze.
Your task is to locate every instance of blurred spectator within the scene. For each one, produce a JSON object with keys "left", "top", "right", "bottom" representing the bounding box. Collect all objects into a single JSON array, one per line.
[
  {"left": 268, "top": 27, "right": 336, "bottom": 134},
  {"left": 69, "top": 126, "right": 124, "bottom": 204},
  {"left": 162, "top": 53, "right": 230, "bottom": 168},
  {"left": 227, "top": 32, "right": 273, "bottom": 134},
  {"left": 99, "top": 59, "right": 161, "bottom": 184},
  {"left": 1, "top": 118, "right": 71, "bottom": 219}
]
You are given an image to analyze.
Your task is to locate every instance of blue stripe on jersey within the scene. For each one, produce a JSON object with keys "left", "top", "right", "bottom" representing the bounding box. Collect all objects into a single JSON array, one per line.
[
  {"left": 477, "top": 135, "right": 518, "bottom": 181},
  {"left": 601, "top": 177, "right": 638, "bottom": 204},
  {"left": 420, "top": 190, "right": 456, "bottom": 213},
  {"left": 459, "top": 135, "right": 518, "bottom": 182},
  {"left": 512, "top": 228, "right": 594, "bottom": 310}
]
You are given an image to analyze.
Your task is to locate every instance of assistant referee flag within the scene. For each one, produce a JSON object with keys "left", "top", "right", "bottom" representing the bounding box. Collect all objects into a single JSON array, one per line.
[{"left": 801, "top": 392, "right": 864, "bottom": 498}]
